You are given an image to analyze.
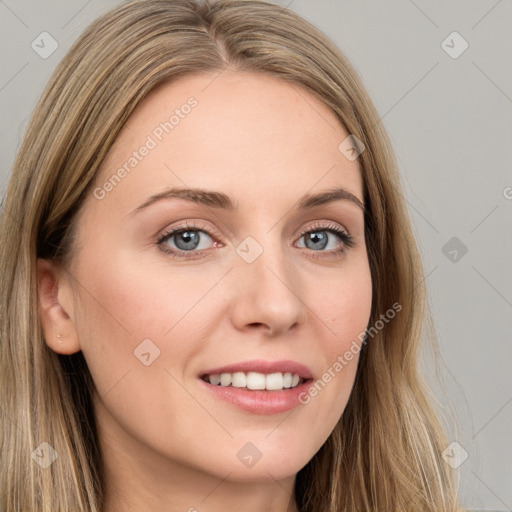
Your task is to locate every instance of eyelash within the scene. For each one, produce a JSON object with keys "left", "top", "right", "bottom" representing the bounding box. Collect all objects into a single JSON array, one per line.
[{"left": 156, "top": 220, "right": 355, "bottom": 260}]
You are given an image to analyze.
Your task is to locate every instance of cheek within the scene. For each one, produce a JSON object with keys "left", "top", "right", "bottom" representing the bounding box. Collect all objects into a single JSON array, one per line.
[
  {"left": 71, "top": 250, "right": 230, "bottom": 391},
  {"left": 287, "top": 258, "right": 372, "bottom": 437},
  {"left": 317, "top": 261, "right": 373, "bottom": 354},
  {"left": 71, "top": 253, "right": 225, "bottom": 448}
]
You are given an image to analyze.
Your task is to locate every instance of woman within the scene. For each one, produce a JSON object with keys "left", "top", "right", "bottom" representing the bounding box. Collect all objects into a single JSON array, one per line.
[{"left": 0, "top": 0, "right": 460, "bottom": 510}]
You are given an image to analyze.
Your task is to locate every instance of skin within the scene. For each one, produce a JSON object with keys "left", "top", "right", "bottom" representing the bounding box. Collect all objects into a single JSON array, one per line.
[{"left": 37, "top": 70, "right": 372, "bottom": 512}]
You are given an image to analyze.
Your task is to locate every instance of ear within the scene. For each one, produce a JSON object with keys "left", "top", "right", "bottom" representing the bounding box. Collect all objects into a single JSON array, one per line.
[{"left": 36, "top": 258, "right": 81, "bottom": 355}]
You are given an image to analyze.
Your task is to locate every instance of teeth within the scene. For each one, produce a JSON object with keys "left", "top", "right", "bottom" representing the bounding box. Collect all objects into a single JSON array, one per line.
[
  {"left": 265, "top": 372, "right": 283, "bottom": 390},
  {"left": 247, "top": 371, "right": 266, "bottom": 390},
  {"left": 220, "top": 373, "right": 232, "bottom": 386},
  {"left": 204, "top": 371, "right": 304, "bottom": 390},
  {"left": 231, "top": 372, "right": 247, "bottom": 388},
  {"left": 209, "top": 374, "right": 221, "bottom": 386}
]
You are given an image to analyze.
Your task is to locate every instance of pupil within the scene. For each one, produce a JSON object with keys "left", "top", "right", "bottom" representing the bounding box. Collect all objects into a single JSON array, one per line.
[{"left": 306, "top": 231, "right": 328, "bottom": 250}]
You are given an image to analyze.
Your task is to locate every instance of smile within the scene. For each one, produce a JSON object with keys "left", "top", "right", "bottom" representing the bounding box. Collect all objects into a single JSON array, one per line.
[{"left": 201, "top": 371, "right": 304, "bottom": 391}]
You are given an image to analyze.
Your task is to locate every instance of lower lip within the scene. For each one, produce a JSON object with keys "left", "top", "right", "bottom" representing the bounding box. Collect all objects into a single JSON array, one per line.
[{"left": 198, "top": 378, "right": 313, "bottom": 415}]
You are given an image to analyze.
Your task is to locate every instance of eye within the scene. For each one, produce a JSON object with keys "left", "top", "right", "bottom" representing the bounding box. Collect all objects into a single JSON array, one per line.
[
  {"left": 157, "top": 222, "right": 221, "bottom": 258},
  {"left": 168, "top": 229, "right": 211, "bottom": 251},
  {"left": 295, "top": 221, "right": 354, "bottom": 256}
]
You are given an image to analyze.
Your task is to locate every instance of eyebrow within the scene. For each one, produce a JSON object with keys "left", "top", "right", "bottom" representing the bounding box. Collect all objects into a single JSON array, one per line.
[{"left": 128, "top": 186, "right": 364, "bottom": 217}]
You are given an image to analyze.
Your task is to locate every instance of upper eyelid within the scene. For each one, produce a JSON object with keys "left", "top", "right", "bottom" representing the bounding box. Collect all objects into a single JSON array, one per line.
[
  {"left": 158, "top": 220, "right": 220, "bottom": 239},
  {"left": 297, "top": 220, "right": 350, "bottom": 235}
]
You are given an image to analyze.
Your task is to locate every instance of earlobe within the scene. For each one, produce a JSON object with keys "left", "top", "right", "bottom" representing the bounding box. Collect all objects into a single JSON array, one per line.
[{"left": 36, "top": 258, "right": 81, "bottom": 355}]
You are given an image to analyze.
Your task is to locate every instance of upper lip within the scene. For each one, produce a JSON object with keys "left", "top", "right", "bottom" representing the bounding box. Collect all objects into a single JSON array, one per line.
[{"left": 200, "top": 360, "right": 313, "bottom": 380}]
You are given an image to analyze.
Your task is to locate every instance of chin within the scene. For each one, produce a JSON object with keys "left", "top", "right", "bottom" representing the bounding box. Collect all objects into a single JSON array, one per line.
[{"left": 196, "top": 437, "right": 318, "bottom": 483}]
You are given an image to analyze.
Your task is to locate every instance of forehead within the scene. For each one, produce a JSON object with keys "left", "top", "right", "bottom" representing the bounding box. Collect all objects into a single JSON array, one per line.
[{"left": 92, "top": 70, "right": 363, "bottom": 214}]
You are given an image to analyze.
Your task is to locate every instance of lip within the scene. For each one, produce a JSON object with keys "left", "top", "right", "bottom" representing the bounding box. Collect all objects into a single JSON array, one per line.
[
  {"left": 200, "top": 359, "right": 314, "bottom": 380},
  {"left": 199, "top": 378, "right": 313, "bottom": 415}
]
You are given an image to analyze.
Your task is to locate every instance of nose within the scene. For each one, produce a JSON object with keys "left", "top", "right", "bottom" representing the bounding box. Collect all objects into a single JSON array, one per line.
[{"left": 229, "top": 244, "right": 308, "bottom": 337}]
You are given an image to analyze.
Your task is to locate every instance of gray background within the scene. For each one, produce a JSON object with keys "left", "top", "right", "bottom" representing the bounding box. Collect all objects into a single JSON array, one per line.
[{"left": 1, "top": 0, "right": 511, "bottom": 510}]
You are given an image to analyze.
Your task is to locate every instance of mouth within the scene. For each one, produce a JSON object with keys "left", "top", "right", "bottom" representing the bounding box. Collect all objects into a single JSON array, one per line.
[{"left": 198, "top": 360, "right": 314, "bottom": 415}]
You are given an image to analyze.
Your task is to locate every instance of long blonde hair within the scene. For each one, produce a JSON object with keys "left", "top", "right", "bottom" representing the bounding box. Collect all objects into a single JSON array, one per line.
[{"left": 0, "top": 0, "right": 459, "bottom": 510}]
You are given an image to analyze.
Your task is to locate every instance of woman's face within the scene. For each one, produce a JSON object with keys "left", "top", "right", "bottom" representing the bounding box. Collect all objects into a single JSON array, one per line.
[{"left": 43, "top": 71, "right": 372, "bottom": 483}]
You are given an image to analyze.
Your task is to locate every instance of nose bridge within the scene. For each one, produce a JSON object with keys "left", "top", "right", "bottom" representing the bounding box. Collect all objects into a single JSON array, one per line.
[
  {"left": 239, "top": 230, "right": 293, "bottom": 291},
  {"left": 230, "top": 231, "right": 308, "bottom": 334}
]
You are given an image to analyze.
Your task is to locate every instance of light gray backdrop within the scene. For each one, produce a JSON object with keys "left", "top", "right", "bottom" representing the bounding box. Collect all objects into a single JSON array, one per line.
[{"left": 1, "top": 1, "right": 511, "bottom": 510}]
